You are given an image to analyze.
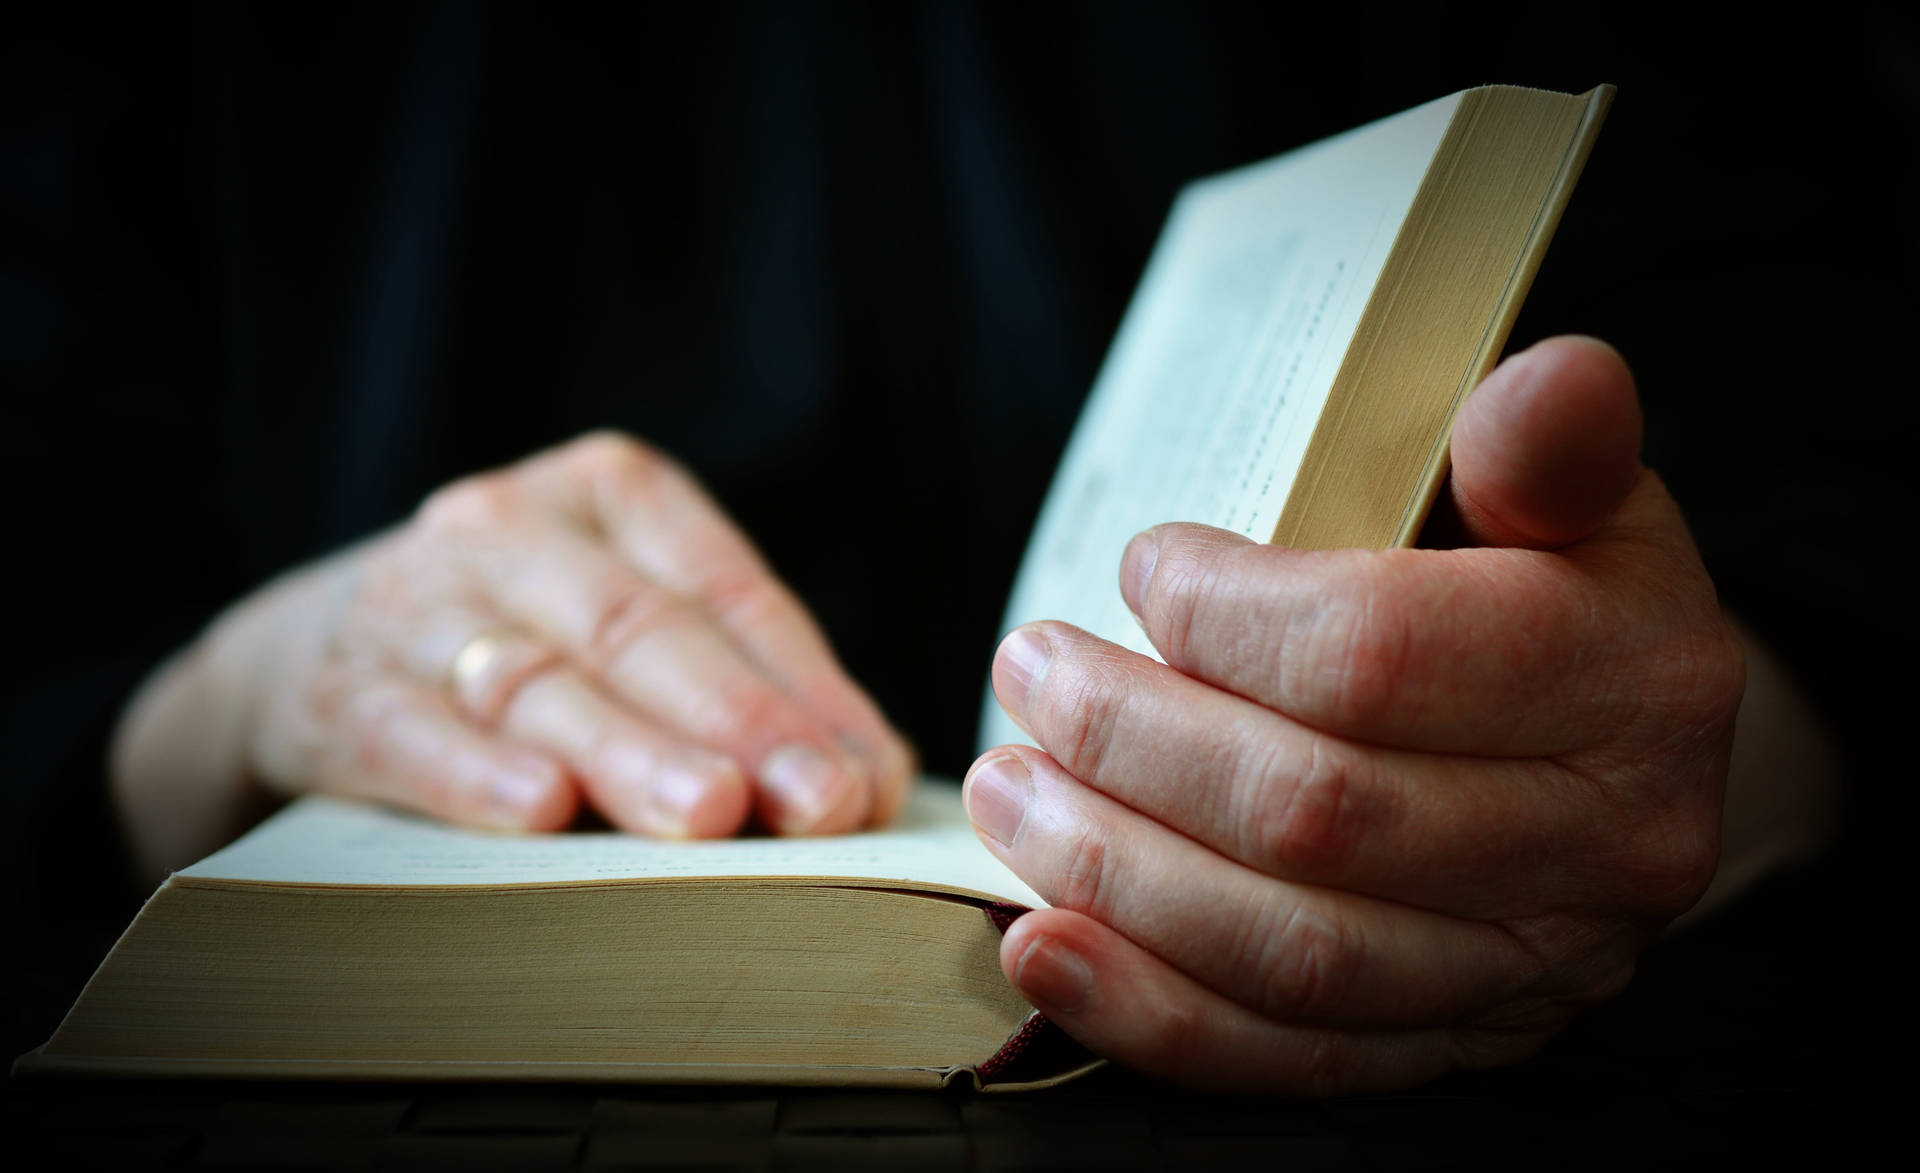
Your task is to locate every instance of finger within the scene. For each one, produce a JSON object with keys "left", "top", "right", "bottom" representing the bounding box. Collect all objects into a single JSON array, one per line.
[
  {"left": 306, "top": 666, "right": 577, "bottom": 831},
  {"left": 346, "top": 601, "right": 757, "bottom": 838},
  {"left": 442, "top": 523, "right": 872, "bottom": 835},
  {"left": 1115, "top": 479, "right": 1720, "bottom": 755},
  {"left": 496, "top": 667, "right": 756, "bottom": 839},
  {"left": 1446, "top": 336, "right": 1644, "bottom": 550},
  {"left": 962, "top": 747, "right": 1538, "bottom": 1029},
  {"left": 999, "top": 908, "right": 1516, "bottom": 1096},
  {"left": 987, "top": 621, "right": 1595, "bottom": 918},
  {"left": 512, "top": 434, "right": 918, "bottom": 825}
]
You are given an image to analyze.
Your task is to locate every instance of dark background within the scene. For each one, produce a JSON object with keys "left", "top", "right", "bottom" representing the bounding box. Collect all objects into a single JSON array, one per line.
[{"left": 3, "top": 0, "right": 1911, "bottom": 1099}]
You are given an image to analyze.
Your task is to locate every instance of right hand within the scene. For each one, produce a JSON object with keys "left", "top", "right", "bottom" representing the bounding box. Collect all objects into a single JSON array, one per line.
[{"left": 114, "top": 432, "right": 915, "bottom": 870}]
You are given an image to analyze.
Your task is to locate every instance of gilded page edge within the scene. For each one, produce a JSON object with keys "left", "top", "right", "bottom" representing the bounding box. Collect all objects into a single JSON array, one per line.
[
  {"left": 11, "top": 1050, "right": 952, "bottom": 1088},
  {"left": 1269, "top": 83, "right": 1615, "bottom": 551},
  {"left": 1266, "top": 88, "right": 1492, "bottom": 549},
  {"left": 1387, "top": 83, "right": 1617, "bottom": 548}
]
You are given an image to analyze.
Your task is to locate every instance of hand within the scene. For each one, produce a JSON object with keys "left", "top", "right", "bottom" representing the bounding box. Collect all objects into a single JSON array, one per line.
[
  {"left": 114, "top": 432, "right": 914, "bottom": 874},
  {"left": 964, "top": 337, "right": 1744, "bottom": 1093}
]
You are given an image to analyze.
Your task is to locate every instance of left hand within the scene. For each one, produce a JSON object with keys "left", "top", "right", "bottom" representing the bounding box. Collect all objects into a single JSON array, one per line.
[{"left": 964, "top": 337, "right": 1745, "bottom": 1093}]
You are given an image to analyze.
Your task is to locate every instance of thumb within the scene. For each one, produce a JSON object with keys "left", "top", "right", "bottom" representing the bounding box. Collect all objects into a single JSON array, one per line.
[{"left": 1443, "top": 335, "right": 1644, "bottom": 550}]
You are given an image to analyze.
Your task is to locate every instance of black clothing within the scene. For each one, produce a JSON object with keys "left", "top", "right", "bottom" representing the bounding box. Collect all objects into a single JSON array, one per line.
[{"left": 4, "top": 3, "right": 1909, "bottom": 1081}]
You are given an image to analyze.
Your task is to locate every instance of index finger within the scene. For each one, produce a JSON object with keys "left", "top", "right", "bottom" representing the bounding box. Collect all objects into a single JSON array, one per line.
[{"left": 1118, "top": 480, "right": 1733, "bottom": 757}]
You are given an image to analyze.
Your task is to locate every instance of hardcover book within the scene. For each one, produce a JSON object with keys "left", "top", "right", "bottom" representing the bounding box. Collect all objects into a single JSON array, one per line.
[{"left": 24, "top": 83, "right": 1612, "bottom": 1089}]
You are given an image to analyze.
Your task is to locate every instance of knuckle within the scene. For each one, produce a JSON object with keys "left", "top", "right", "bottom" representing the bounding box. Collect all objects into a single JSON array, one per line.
[
  {"left": 1621, "top": 804, "right": 1721, "bottom": 917},
  {"left": 1034, "top": 650, "right": 1129, "bottom": 783},
  {"left": 416, "top": 474, "right": 520, "bottom": 531},
  {"left": 1145, "top": 994, "right": 1213, "bottom": 1077},
  {"left": 1602, "top": 625, "right": 1743, "bottom": 919},
  {"left": 703, "top": 568, "right": 793, "bottom": 635},
  {"left": 567, "top": 429, "right": 655, "bottom": 472},
  {"left": 572, "top": 430, "right": 684, "bottom": 507},
  {"left": 1148, "top": 551, "right": 1215, "bottom": 668},
  {"left": 1314, "top": 573, "right": 1417, "bottom": 730},
  {"left": 1459, "top": 937, "right": 1637, "bottom": 1063},
  {"left": 1257, "top": 897, "right": 1363, "bottom": 1022},
  {"left": 1625, "top": 573, "right": 1747, "bottom": 748},
  {"left": 709, "top": 679, "right": 793, "bottom": 744},
  {"left": 1248, "top": 735, "right": 1368, "bottom": 875},
  {"left": 586, "top": 581, "right": 681, "bottom": 668},
  {"left": 1681, "top": 618, "right": 1748, "bottom": 733},
  {"left": 1049, "top": 822, "right": 1115, "bottom": 921}
]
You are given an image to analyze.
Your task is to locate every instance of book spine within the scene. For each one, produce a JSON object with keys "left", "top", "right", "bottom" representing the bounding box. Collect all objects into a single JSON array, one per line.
[{"left": 962, "top": 903, "right": 1103, "bottom": 1090}]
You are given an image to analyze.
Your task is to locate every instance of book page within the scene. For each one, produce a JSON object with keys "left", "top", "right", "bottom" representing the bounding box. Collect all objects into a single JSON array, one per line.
[
  {"left": 181, "top": 782, "right": 1043, "bottom": 907},
  {"left": 979, "top": 94, "right": 1459, "bottom": 753}
]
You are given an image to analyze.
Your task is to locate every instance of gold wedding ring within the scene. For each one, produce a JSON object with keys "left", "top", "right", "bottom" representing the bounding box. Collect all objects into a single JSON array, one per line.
[{"left": 447, "top": 628, "right": 559, "bottom": 727}]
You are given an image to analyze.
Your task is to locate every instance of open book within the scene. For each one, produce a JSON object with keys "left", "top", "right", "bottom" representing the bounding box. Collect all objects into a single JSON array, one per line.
[
  {"left": 24, "top": 788, "right": 1085, "bottom": 1089},
  {"left": 23, "top": 83, "right": 1611, "bottom": 1089}
]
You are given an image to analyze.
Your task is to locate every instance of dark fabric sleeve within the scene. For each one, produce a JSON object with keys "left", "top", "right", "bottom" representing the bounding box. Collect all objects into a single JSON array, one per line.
[{"left": 2, "top": 9, "right": 226, "bottom": 1054}]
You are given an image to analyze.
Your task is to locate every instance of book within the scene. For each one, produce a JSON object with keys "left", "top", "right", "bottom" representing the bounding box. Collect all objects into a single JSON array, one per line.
[
  {"left": 982, "top": 83, "right": 1611, "bottom": 749},
  {"left": 22, "top": 787, "right": 1092, "bottom": 1090},
  {"left": 24, "top": 83, "right": 1611, "bottom": 1089}
]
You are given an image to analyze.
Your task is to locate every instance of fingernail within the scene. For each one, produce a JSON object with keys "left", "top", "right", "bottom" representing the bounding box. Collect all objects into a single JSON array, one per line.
[
  {"left": 964, "top": 753, "right": 1031, "bottom": 847},
  {"left": 600, "top": 742, "right": 698, "bottom": 834},
  {"left": 760, "top": 743, "right": 849, "bottom": 829},
  {"left": 1015, "top": 934, "right": 1092, "bottom": 1013},
  {"left": 489, "top": 761, "right": 553, "bottom": 820},
  {"left": 994, "top": 627, "right": 1052, "bottom": 719},
  {"left": 644, "top": 760, "right": 718, "bottom": 835},
  {"left": 1120, "top": 531, "right": 1158, "bottom": 619}
]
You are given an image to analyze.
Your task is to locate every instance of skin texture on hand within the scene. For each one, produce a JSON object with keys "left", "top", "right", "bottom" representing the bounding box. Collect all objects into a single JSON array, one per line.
[
  {"left": 965, "top": 337, "right": 1752, "bottom": 1094},
  {"left": 112, "top": 432, "right": 916, "bottom": 881}
]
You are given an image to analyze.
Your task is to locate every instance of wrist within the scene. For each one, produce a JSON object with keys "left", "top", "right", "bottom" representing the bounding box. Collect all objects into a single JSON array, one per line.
[
  {"left": 109, "top": 619, "right": 260, "bottom": 884},
  {"left": 109, "top": 541, "right": 368, "bottom": 882}
]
